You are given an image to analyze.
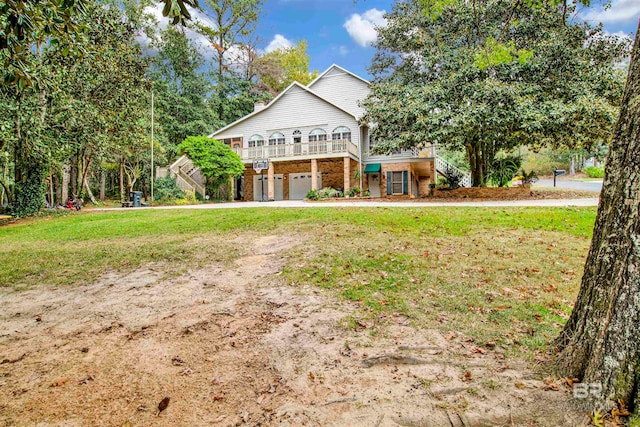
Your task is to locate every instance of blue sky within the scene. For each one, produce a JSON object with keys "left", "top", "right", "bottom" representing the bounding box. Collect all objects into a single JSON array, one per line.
[
  {"left": 254, "top": 0, "right": 639, "bottom": 79},
  {"left": 145, "top": 0, "right": 640, "bottom": 80},
  {"left": 256, "top": 0, "right": 392, "bottom": 78}
]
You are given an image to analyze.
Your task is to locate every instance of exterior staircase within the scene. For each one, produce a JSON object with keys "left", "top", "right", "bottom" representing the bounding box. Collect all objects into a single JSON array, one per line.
[
  {"left": 435, "top": 155, "right": 472, "bottom": 188},
  {"left": 169, "top": 155, "right": 206, "bottom": 197}
]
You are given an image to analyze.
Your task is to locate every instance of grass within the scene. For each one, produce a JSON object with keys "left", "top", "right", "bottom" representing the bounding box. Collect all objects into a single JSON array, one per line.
[{"left": 0, "top": 206, "right": 596, "bottom": 355}]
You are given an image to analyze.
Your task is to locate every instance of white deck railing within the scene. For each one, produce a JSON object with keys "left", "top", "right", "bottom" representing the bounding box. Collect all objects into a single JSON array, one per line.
[{"left": 236, "top": 139, "right": 358, "bottom": 160}]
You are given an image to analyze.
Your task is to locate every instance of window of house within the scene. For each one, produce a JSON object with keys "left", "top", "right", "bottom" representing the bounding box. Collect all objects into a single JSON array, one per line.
[
  {"left": 387, "top": 171, "right": 408, "bottom": 195},
  {"left": 248, "top": 134, "right": 264, "bottom": 147},
  {"left": 222, "top": 138, "right": 232, "bottom": 146},
  {"left": 292, "top": 130, "right": 302, "bottom": 143},
  {"left": 332, "top": 126, "right": 351, "bottom": 141},
  {"left": 308, "top": 128, "right": 327, "bottom": 142},
  {"left": 268, "top": 132, "right": 286, "bottom": 145}
]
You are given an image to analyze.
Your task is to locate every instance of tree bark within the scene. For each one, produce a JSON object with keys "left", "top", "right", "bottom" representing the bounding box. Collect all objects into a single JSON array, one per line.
[
  {"left": 61, "top": 164, "right": 70, "bottom": 204},
  {"left": 84, "top": 179, "right": 98, "bottom": 205},
  {"left": 466, "top": 142, "right": 488, "bottom": 187},
  {"left": 70, "top": 153, "right": 78, "bottom": 197},
  {"left": 555, "top": 24, "right": 640, "bottom": 413},
  {"left": 80, "top": 155, "right": 91, "bottom": 199},
  {"left": 99, "top": 169, "right": 106, "bottom": 202},
  {"left": 119, "top": 160, "right": 125, "bottom": 202}
]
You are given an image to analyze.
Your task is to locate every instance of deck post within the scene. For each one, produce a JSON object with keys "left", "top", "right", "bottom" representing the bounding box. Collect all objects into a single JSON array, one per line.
[
  {"left": 311, "top": 159, "right": 318, "bottom": 191},
  {"left": 267, "top": 162, "right": 275, "bottom": 201},
  {"left": 343, "top": 157, "right": 351, "bottom": 193}
]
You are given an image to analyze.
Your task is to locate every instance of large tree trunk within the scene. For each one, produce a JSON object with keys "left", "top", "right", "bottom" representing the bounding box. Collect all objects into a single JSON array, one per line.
[
  {"left": 466, "top": 143, "right": 488, "bottom": 187},
  {"left": 555, "top": 25, "right": 640, "bottom": 413}
]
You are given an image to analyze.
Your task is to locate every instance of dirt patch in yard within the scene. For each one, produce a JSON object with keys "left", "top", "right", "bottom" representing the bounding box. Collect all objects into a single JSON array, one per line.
[{"left": 1, "top": 233, "right": 589, "bottom": 426}]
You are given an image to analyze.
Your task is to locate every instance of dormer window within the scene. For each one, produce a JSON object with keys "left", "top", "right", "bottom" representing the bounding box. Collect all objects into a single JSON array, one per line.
[{"left": 332, "top": 126, "right": 351, "bottom": 141}]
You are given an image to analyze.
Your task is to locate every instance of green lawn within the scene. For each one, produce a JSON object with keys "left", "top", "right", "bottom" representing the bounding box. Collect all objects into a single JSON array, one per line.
[{"left": 0, "top": 207, "right": 596, "bottom": 355}]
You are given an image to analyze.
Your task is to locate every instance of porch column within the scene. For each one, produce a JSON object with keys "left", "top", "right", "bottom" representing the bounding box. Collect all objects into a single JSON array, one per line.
[
  {"left": 267, "top": 162, "right": 275, "bottom": 200},
  {"left": 311, "top": 159, "right": 318, "bottom": 191},
  {"left": 343, "top": 157, "right": 351, "bottom": 193}
]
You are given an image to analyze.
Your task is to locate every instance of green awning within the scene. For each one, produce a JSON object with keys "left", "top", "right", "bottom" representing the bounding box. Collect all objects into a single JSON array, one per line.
[{"left": 364, "top": 163, "right": 381, "bottom": 174}]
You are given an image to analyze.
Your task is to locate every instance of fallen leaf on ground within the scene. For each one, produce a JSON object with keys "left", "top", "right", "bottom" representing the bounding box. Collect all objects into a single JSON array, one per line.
[
  {"left": 542, "top": 377, "right": 559, "bottom": 391},
  {"left": 156, "top": 397, "right": 170, "bottom": 416},
  {"left": 50, "top": 378, "right": 68, "bottom": 387}
]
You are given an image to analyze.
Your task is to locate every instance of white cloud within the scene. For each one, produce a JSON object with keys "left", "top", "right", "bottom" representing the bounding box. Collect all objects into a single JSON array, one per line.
[
  {"left": 583, "top": 0, "right": 640, "bottom": 24},
  {"left": 344, "top": 8, "right": 387, "bottom": 47},
  {"left": 137, "top": 5, "right": 254, "bottom": 73},
  {"left": 264, "top": 34, "right": 293, "bottom": 53},
  {"left": 137, "top": 4, "right": 216, "bottom": 56},
  {"left": 338, "top": 45, "right": 349, "bottom": 56}
]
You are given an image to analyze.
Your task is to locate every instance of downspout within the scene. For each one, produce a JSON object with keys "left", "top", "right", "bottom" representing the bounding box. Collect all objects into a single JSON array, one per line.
[{"left": 359, "top": 125, "right": 363, "bottom": 191}]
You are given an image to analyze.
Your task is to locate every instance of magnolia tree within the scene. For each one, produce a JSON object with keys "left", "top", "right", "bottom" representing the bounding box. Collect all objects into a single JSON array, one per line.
[{"left": 362, "top": 0, "right": 629, "bottom": 186}]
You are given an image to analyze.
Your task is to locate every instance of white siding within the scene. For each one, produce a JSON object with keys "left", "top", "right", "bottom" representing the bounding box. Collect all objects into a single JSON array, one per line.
[
  {"left": 308, "top": 69, "right": 370, "bottom": 119},
  {"left": 212, "top": 88, "right": 361, "bottom": 149}
]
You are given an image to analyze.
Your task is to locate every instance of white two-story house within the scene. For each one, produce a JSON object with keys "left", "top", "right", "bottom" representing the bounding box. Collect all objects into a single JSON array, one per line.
[{"left": 170, "top": 65, "right": 469, "bottom": 201}]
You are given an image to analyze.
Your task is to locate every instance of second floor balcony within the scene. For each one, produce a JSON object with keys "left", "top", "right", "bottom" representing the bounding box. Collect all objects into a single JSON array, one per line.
[{"left": 235, "top": 139, "right": 359, "bottom": 162}]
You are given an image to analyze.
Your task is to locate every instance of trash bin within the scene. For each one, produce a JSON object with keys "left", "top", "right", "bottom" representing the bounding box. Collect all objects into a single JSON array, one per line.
[{"left": 129, "top": 191, "right": 143, "bottom": 207}]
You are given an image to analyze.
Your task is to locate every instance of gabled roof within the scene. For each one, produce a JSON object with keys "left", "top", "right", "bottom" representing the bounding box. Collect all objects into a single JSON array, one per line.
[
  {"left": 307, "top": 64, "right": 370, "bottom": 88},
  {"left": 209, "top": 80, "right": 358, "bottom": 138}
]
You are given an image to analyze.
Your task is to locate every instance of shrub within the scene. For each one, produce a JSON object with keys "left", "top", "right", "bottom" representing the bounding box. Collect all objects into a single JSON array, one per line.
[
  {"left": 347, "top": 187, "right": 361, "bottom": 197},
  {"left": 519, "top": 168, "right": 538, "bottom": 186},
  {"left": 153, "top": 176, "right": 185, "bottom": 201},
  {"left": 488, "top": 155, "right": 522, "bottom": 187},
  {"left": 583, "top": 166, "right": 605, "bottom": 178},
  {"left": 307, "top": 187, "right": 344, "bottom": 199},
  {"left": 443, "top": 164, "right": 464, "bottom": 189},
  {"left": 317, "top": 187, "right": 343, "bottom": 198}
]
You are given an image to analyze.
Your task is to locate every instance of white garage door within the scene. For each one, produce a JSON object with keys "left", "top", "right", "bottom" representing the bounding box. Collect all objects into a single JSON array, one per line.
[
  {"left": 289, "top": 173, "right": 322, "bottom": 200},
  {"left": 253, "top": 174, "right": 284, "bottom": 201}
]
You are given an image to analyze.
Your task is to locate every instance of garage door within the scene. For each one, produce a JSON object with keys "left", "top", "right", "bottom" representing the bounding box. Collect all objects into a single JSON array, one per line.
[
  {"left": 289, "top": 173, "right": 322, "bottom": 200},
  {"left": 253, "top": 174, "right": 284, "bottom": 201}
]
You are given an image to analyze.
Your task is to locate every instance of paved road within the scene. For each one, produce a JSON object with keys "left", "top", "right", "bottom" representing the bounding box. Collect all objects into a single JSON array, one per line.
[
  {"left": 535, "top": 178, "right": 603, "bottom": 192},
  {"left": 93, "top": 197, "right": 599, "bottom": 212}
]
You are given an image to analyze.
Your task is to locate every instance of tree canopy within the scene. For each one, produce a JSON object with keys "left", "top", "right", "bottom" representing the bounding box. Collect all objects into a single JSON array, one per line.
[
  {"left": 362, "top": 0, "right": 629, "bottom": 186},
  {"left": 256, "top": 40, "right": 318, "bottom": 95},
  {"left": 177, "top": 135, "right": 244, "bottom": 185}
]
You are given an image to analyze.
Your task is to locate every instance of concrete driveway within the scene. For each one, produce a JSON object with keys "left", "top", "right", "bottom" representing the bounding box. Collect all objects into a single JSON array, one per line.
[{"left": 535, "top": 178, "right": 603, "bottom": 192}]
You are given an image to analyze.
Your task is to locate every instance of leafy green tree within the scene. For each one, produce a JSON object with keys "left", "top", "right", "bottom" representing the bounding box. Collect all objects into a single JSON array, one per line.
[
  {"left": 0, "top": 1, "right": 152, "bottom": 214},
  {"left": 150, "top": 27, "right": 221, "bottom": 162},
  {"left": 257, "top": 40, "right": 318, "bottom": 95},
  {"left": 177, "top": 135, "right": 244, "bottom": 194},
  {"left": 193, "top": 0, "right": 264, "bottom": 120},
  {"left": 0, "top": 0, "right": 194, "bottom": 87},
  {"left": 362, "top": 0, "right": 628, "bottom": 186}
]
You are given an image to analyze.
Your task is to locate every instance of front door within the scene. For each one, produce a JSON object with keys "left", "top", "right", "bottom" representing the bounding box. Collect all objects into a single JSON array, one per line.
[{"left": 368, "top": 174, "right": 381, "bottom": 198}]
